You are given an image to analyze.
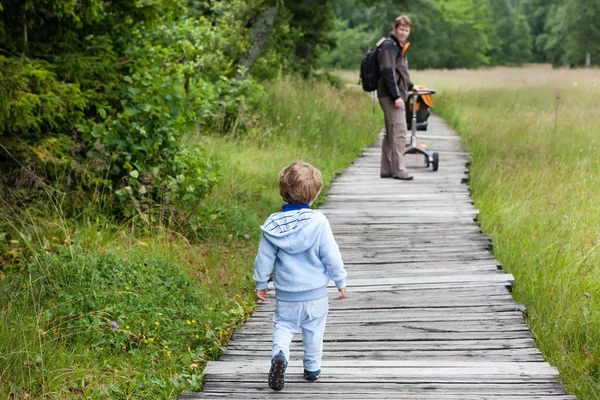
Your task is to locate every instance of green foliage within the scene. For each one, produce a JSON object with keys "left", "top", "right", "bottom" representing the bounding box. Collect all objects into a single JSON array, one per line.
[
  {"left": 81, "top": 71, "right": 220, "bottom": 230},
  {"left": 252, "top": 0, "right": 337, "bottom": 79},
  {"left": 324, "top": 0, "right": 534, "bottom": 70},
  {"left": 0, "top": 245, "right": 250, "bottom": 398},
  {"left": 518, "top": 0, "right": 560, "bottom": 61},
  {"left": 521, "top": 0, "right": 600, "bottom": 67},
  {"left": 487, "top": 0, "right": 532, "bottom": 65},
  {"left": 0, "top": 0, "right": 271, "bottom": 232},
  {"left": 0, "top": 57, "right": 86, "bottom": 136},
  {"left": 319, "top": 18, "right": 376, "bottom": 70}
]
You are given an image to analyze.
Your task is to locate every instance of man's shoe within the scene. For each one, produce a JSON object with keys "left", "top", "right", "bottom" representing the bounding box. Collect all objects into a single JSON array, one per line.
[
  {"left": 393, "top": 173, "right": 413, "bottom": 181},
  {"left": 380, "top": 174, "right": 392, "bottom": 178},
  {"left": 268, "top": 351, "right": 287, "bottom": 391},
  {"left": 304, "top": 369, "right": 321, "bottom": 382}
]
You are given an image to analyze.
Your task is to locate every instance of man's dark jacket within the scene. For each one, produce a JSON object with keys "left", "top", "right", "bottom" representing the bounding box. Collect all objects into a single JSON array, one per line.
[{"left": 377, "top": 32, "right": 414, "bottom": 102}]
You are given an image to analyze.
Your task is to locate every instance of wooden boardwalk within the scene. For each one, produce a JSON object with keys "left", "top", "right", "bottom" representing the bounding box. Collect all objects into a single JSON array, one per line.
[{"left": 181, "top": 115, "right": 574, "bottom": 399}]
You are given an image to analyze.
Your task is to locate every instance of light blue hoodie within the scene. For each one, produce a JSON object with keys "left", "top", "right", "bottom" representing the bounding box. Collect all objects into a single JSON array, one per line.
[{"left": 254, "top": 205, "right": 347, "bottom": 302}]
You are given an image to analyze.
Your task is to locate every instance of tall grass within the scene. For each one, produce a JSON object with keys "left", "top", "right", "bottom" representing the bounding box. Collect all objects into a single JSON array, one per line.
[
  {"left": 0, "top": 76, "right": 381, "bottom": 399},
  {"left": 410, "top": 65, "right": 600, "bottom": 399}
]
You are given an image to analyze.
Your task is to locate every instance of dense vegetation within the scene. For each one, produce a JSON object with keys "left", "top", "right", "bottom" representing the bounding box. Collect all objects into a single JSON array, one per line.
[
  {"left": 323, "top": 0, "right": 600, "bottom": 70},
  {"left": 0, "top": 75, "right": 381, "bottom": 398},
  {"left": 411, "top": 66, "right": 600, "bottom": 399},
  {"left": 0, "top": 0, "right": 340, "bottom": 232},
  {"left": 0, "top": 0, "right": 380, "bottom": 397}
]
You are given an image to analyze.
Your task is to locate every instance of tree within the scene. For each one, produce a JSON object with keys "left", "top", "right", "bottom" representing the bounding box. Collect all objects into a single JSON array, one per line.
[
  {"left": 561, "top": 0, "right": 600, "bottom": 67},
  {"left": 488, "top": 0, "right": 532, "bottom": 65},
  {"left": 542, "top": 0, "right": 600, "bottom": 67},
  {"left": 237, "top": 1, "right": 281, "bottom": 79},
  {"left": 518, "top": 0, "right": 560, "bottom": 62},
  {"left": 436, "top": 0, "right": 491, "bottom": 68},
  {"left": 511, "top": 13, "right": 533, "bottom": 64},
  {"left": 286, "top": 0, "right": 337, "bottom": 76}
]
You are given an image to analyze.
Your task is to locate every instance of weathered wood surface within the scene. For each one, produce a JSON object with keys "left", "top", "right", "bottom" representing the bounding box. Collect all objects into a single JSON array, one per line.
[{"left": 180, "top": 115, "right": 574, "bottom": 399}]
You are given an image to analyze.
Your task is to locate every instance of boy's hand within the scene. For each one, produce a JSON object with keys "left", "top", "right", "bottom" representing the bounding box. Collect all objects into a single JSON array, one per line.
[
  {"left": 256, "top": 289, "right": 268, "bottom": 301},
  {"left": 336, "top": 287, "right": 346, "bottom": 300}
]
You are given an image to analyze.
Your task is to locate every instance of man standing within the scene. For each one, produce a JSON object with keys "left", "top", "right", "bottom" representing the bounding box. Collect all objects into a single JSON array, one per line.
[{"left": 377, "top": 15, "right": 417, "bottom": 180}]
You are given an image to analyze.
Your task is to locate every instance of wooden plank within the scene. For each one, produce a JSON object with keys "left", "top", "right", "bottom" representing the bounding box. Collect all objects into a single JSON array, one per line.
[
  {"left": 203, "top": 360, "right": 559, "bottom": 376},
  {"left": 183, "top": 393, "right": 575, "bottom": 399},
  {"left": 231, "top": 331, "right": 534, "bottom": 342},
  {"left": 200, "top": 381, "right": 566, "bottom": 395}
]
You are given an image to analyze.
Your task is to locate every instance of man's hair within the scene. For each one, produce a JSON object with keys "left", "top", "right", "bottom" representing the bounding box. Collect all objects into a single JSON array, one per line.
[
  {"left": 279, "top": 162, "right": 323, "bottom": 204},
  {"left": 394, "top": 15, "right": 412, "bottom": 28}
]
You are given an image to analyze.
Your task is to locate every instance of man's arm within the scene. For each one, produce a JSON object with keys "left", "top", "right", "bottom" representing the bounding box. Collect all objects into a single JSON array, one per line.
[{"left": 378, "top": 42, "right": 401, "bottom": 101}]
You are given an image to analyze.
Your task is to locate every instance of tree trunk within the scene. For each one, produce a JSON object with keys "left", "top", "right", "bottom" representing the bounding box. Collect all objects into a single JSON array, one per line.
[
  {"left": 23, "top": 12, "right": 28, "bottom": 47},
  {"left": 585, "top": 51, "right": 591, "bottom": 68},
  {"left": 236, "top": 2, "right": 280, "bottom": 80}
]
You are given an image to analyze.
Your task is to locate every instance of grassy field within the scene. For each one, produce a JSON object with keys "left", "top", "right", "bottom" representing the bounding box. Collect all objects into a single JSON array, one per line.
[
  {"left": 0, "top": 77, "right": 381, "bottom": 399},
  {"left": 407, "top": 65, "right": 599, "bottom": 399}
]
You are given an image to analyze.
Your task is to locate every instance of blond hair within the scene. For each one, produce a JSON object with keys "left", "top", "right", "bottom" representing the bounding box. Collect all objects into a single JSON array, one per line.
[
  {"left": 279, "top": 162, "right": 323, "bottom": 204},
  {"left": 394, "top": 15, "right": 412, "bottom": 28}
]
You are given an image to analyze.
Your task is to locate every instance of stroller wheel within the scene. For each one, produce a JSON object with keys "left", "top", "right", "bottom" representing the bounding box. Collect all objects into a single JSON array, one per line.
[
  {"left": 432, "top": 152, "right": 439, "bottom": 171},
  {"left": 424, "top": 155, "right": 430, "bottom": 167}
]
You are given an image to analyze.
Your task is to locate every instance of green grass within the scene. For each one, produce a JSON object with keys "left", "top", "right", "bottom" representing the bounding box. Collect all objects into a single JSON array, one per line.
[
  {"left": 409, "top": 65, "right": 600, "bottom": 399},
  {"left": 0, "top": 76, "right": 381, "bottom": 399}
]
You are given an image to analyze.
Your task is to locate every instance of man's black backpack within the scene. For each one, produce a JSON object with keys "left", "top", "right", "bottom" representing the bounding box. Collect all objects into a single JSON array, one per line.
[{"left": 359, "top": 38, "right": 395, "bottom": 92}]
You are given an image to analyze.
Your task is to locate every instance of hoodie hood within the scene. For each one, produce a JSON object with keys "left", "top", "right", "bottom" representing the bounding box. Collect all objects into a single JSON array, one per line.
[{"left": 260, "top": 209, "right": 325, "bottom": 254}]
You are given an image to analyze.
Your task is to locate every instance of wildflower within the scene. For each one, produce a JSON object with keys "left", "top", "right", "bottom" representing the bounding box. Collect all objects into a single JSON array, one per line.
[
  {"left": 244, "top": 234, "right": 250, "bottom": 240},
  {"left": 209, "top": 307, "right": 213, "bottom": 311},
  {"left": 297, "top": 115, "right": 300, "bottom": 119},
  {"left": 148, "top": 337, "right": 154, "bottom": 342},
  {"left": 125, "top": 286, "right": 130, "bottom": 290},
  {"left": 195, "top": 334, "right": 199, "bottom": 338},
  {"left": 122, "top": 345, "right": 127, "bottom": 350},
  {"left": 229, "top": 309, "right": 235, "bottom": 313},
  {"left": 188, "top": 346, "right": 191, "bottom": 353},
  {"left": 155, "top": 322, "right": 160, "bottom": 326},
  {"left": 186, "top": 320, "right": 191, "bottom": 324},
  {"left": 192, "top": 320, "right": 196, "bottom": 324},
  {"left": 158, "top": 313, "right": 163, "bottom": 316},
  {"left": 167, "top": 351, "right": 172, "bottom": 356},
  {"left": 111, "top": 321, "right": 119, "bottom": 330},
  {"left": 126, "top": 325, "right": 130, "bottom": 329},
  {"left": 164, "top": 345, "right": 168, "bottom": 349}
]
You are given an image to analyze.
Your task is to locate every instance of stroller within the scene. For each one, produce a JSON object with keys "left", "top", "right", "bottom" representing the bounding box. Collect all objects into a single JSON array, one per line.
[
  {"left": 404, "top": 87, "right": 439, "bottom": 171},
  {"left": 405, "top": 85, "right": 434, "bottom": 131}
]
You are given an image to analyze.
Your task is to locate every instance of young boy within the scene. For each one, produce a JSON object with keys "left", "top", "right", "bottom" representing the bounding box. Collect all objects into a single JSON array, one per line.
[{"left": 253, "top": 161, "right": 347, "bottom": 391}]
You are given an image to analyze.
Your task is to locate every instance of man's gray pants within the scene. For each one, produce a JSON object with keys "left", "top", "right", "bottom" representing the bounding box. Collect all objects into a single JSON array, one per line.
[{"left": 378, "top": 96, "right": 408, "bottom": 177}]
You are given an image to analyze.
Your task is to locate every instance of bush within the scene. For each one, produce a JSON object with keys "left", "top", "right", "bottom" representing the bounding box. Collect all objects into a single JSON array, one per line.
[{"left": 81, "top": 71, "right": 219, "bottom": 225}]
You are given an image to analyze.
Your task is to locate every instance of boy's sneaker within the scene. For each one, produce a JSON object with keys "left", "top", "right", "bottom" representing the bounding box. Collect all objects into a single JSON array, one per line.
[
  {"left": 268, "top": 351, "right": 287, "bottom": 391},
  {"left": 303, "top": 369, "right": 321, "bottom": 382}
]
